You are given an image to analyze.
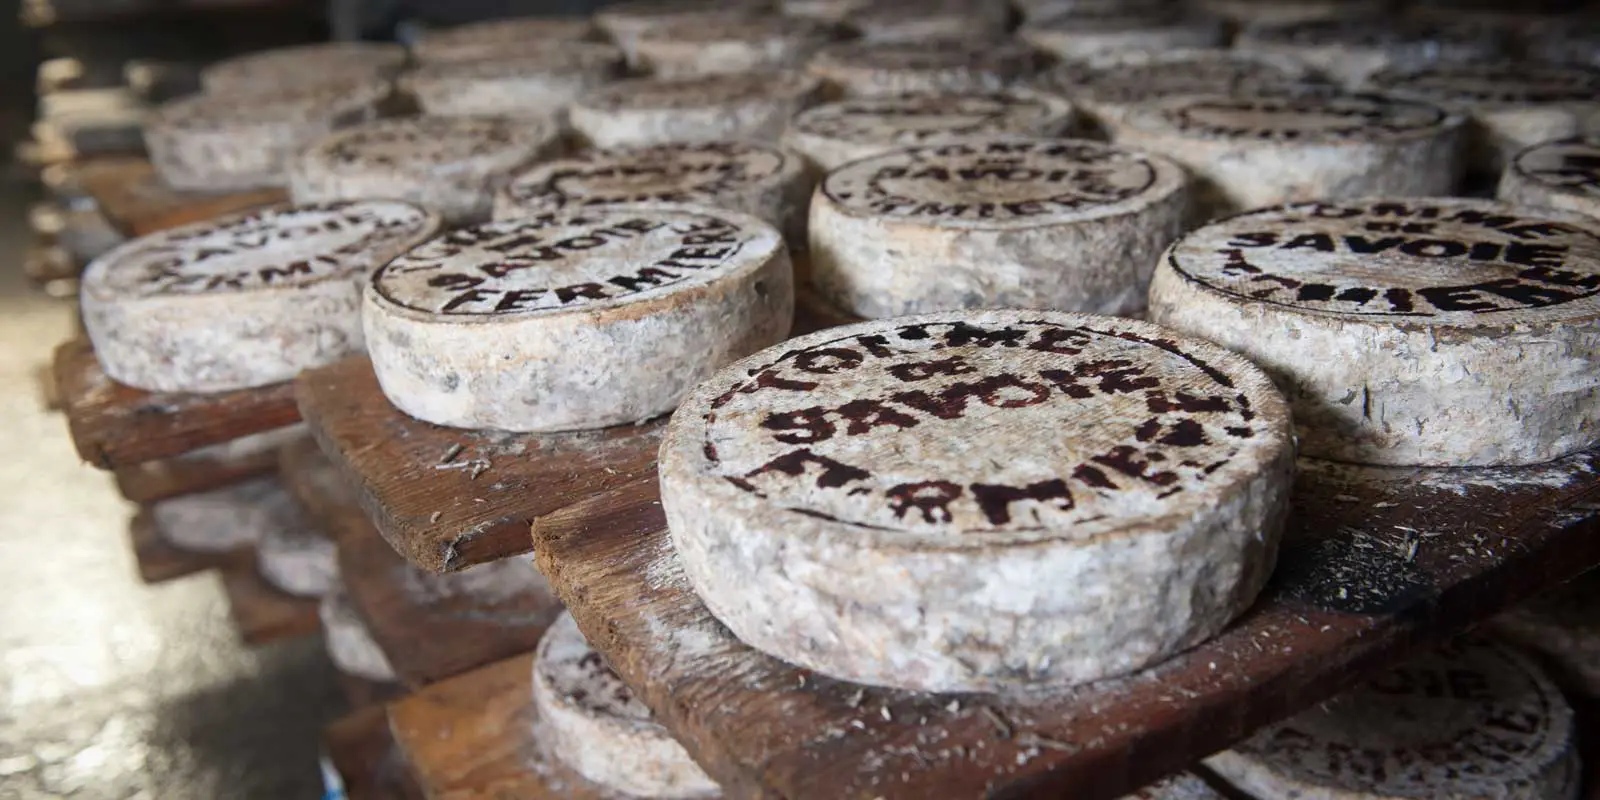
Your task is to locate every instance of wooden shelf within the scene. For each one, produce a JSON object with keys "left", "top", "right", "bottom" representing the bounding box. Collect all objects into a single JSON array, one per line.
[
  {"left": 128, "top": 507, "right": 242, "bottom": 584},
  {"left": 323, "top": 704, "right": 424, "bottom": 800},
  {"left": 219, "top": 553, "right": 321, "bottom": 646},
  {"left": 113, "top": 445, "right": 281, "bottom": 503},
  {"left": 75, "top": 157, "right": 285, "bottom": 238}
]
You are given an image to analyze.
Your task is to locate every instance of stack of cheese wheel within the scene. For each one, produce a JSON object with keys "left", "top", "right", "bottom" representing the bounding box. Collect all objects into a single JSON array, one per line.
[
  {"left": 809, "top": 137, "right": 1187, "bottom": 318},
  {"left": 1498, "top": 137, "right": 1600, "bottom": 220},
  {"left": 570, "top": 73, "right": 820, "bottom": 147},
  {"left": 82, "top": 200, "right": 439, "bottom": 393},
  {"left": 842, "top": 0, "right": 1010, "bottom": 43},
  {"left": 151, "top": 477, "right": 297, "bottom": 553},
  {"left": 253, "top": 491, "right": 338, "bottom": 598},
  {"left": 1018, "top": 6, "right": 1227, "bottom": 62},
  {"left": 594, "top": 0, "right": 772, "bottom": 66},
  {"left": 1207, "top": 638, "right": 1580, "bottom": 800},
  {"left": 1193, "top": 0, "right": 1385, "bottom": 26},
  {"left": 806, "top": 39, "right": 1037, "bottom": 99},
  {"left": 408, "top": 16, "right": 597, "bottom": 64},
  {"left": 1234, "top": 18, "right": 1507, "bottom": 87},
  {"left": 290, "top": 116, "right": 562, "bottom": 226},
  {"left": 320, "top": 585, "right": 398, "bottom": 683},
  {"left": 199, "top": 42, "right": 406, "bottom": 93},
  {"left": 782, "top": 90, "right": 1076, "bottom": 172},
  {"left": 632, "top": 15, "right": 836, "bottom": 78},
  {"left": 1488, "top": 569, "right": 1600, "bottom": 698},
  {"left": 533, "top": 613, "right": 719, "bottom": 797},
  {"left": 401, "top": 42, "right": 623, "bottom": 120},
  {"left": 494, "top": 141, "right": 812, "bottom": 246},
  {"left": 1149, "top": 197, "right": 1600, "bottom": 466},
  {"left": 363, "top": 206, "right": 793, "bottom": 433},
  {"left": 660, "top": 308, "right": 1295, "bottom": 692},
  {"left": 1114, "top": 89, "right": 1464, "bottom": 217}
]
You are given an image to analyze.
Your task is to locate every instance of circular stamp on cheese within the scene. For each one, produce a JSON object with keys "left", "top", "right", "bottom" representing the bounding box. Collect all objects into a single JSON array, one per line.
[
  {"left": 495, "top": 141, "right": 811, "bottom": 245},
  {"left": 1193, "top": 0, "right": 1385, "bottom": 25},
  {"left": 660, "top": 309, "right": 1295, "bottom": 692},
  {"left": 82, "top": 200, "right": 439, "bottom": 393},
  {"left": 844, "top": 0, "right": 1010, "bottom": 44},
  {"left": 633, "top": 15, "right": 837, "bottom": 78},
  {"left": 806, "top": 39, "right": 1037, "bottom": 99},
  {"left": 255, "top": 495, "right": 338, "bottom": 598},
  {"left": 1206, "top": 638, "right": 1578, "bottom": 800},
  {"left": 319, "top": 585, "right": 397, "bottom": 683},
  {"left": 782, "top": 90, "right": 1076, "bottom": 172},
  {"left": 595, "top": 0, "right": 772, "bottom": 65},
  {"left": 1129, "top": 774, "right": 1227, "bottom": 800},
  {"left": 1149, "top": 197, "right": 1600, "bottom": 466},
  {"left": 780, "top": 0, "right": 864, "bottom": 22},
  {"left": 200, "top": 42, "right": 405, "bottom": 93},
  {"left": 402, "top": 43, "right": 624, "bottom": 120},
  {"left": 1114, "top": 90, "right": 1464, "bottom": 216},
  {"left": 532, "top": 612, "right": 719, "bottom": 798},
  {"left": 410, "top": 16, "right": 596, "bottom": 64},
  {"left": 1235, "top": 18, "right": 1507, "bottom": 87},
  {"left": 1019, "top": 7, "right": 1227, "bottom": 63},
  {"left": 151, "top": 477, "right": 296, "bottom": 553},
  {"left": 1487, "top": 570, "right": 1600, "bottom": 698},
  {"left": 364, "top": 206, "right": 793, "bottom": 432},
  {"left": 291, "top": 116, "right": 562, "bottom": 226},
  {"left": 810, "top": 138, "right": 1187, "bottom": 318},
  {"left": 1499, "top": 137, "right": 1600, "bottom": 220},
  {"left": 144, "top": 79, "right": 391, "bottom": 191},
  {"left": 1369, "top": 61, "right": 1600, "bottom": 174},
  {"left": 569, "top": 72, "right": 821, "bottom": 148}
]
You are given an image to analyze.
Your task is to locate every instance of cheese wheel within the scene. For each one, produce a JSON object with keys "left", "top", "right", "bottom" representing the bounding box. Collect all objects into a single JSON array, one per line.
[
  {"left": 1235, "top": 18, "right": 1508, "bottom": 87},
  {"left": 595, "top": 0, "right": 773, "bottom": 65},
  {"left": 1206, "top": 638, "right": 1579, "bottom": 800},
  {"left": 810, "top": 137, "right": 1187, "bottom": 318},
  {"left": 1128, "top": 775, "right": 1226, "bottom": 800},
  {"left": 319, "top": 585, "right": 398, "bottom": 683},
  {"left": 200, "top": 42, "right": 406, "bottom": 93},
  {"left": 494, "top": 141, "right": 811, "bottom": 245},
  {"left": 844, "top": 0, "right": 1010, "bottom": 43},
  {"left": 402, "top": 43, "right": 624, "bottom": 120},
  {"left": 1499, "top": 137, "right": 1600, "bottom": 220},
  {"left": 409, "top": 16, "right": 596, "bottom": 64},
  {"left": 1018, "top": 7, "right": 1227, "bottom": 62},
  {"left": 364, "top": 206, "right": 793, "bottom": 432},
  {"left": 1487, "top": 570, "right": 1600, "bottom": 698},
  {"left": 632, "top": 15, "right": 837, "bottom": 78},
  {"left": 1113, "top": 90, "right": 1464, "bottom": 217},
  {"left": 1192, "top": 0, "right": 1386, "bottom": 26},
  {"left": 532, "top": 612, "right": 719, "bottom": 798},
  {"left": 1522, "top": 19, "right": 1600, "bottom": 69},
  {"left": 569, "top": 72, "right": 821, "bottom": 148},
  {"left": 781, "top": 90, "right": 1076, "bottom": 172},
  {"left": 805, "top": 39, "right": 1037, "bottom": 99},
  {"left": 255, "top": 496, "right": 338, "bottom": 598},
  {"left": 144, "top": 79, "right": 390, "bottom": 191},
  {"left": 290, "top": 116, "right": 561, "bottom": 226},
  {"left": 661, "top": 309, "right": 1295, "bottom": 692},
  {"left": 779, "top": 0, "right": 863, "bottom": 22},
  {"left": 1148, "top": 197, "right": 1600, "bottom": 466},
  {"left": 1368, "top": 61, "right": 1600, "bottom": 175},
  {"left": 82, "top": 200, "right": 439, "bottom": 393},
  {"left": 151, "top": 477, "right": 296, "bottom": 553},
  {"left": 1015, "top": 0, "right": 1170, "bottom": 21}
]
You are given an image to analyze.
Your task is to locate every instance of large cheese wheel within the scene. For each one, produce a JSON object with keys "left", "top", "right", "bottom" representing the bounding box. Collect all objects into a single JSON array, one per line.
[
  {"left": 401, "top": 43, "right": 623, "bottom": 121},
  {"left": 661, "top": 309, "right": 1295, "bottom": 692},
  {"left": 319, "top": 585, "right": 398, "bottom": 683},
  {"left": 810, "top": 137, "right": 1187, "bottom": 318},
  {"left": 290, "top": 116, "right": 561, "bottom": 226},
  {"left": 1149, "top": 197, "right": 1600, "bottom": 466},
  {"left": 1487, "top": 569, "right": 1600, "bottom": 698},
  {"left": 632, "top": 15, "right": 836, "bottom": 78},
  {"left": 533, "top": 612, "right": 719, "bottom": 798},
  {"left": 255, "top": 498, "right": 338, "bottom": 598},
  {"left": 409, "top": 16, "right": 597, "bottom": 64},
  {"left": 595, "top": 0, "right": 773, "bottom": 66},
  {"left": 1114, "top": 90, "right": 1464, "bottom": 216},
  {"left": 200, "top": 42, "right": 406, "bottom": 93},
  {"left": 1498, "top": 137, "right": 1600, "bottom": 220},
  {"left": 805, "top": 39, "right": 1037, "bottom": 99},
  {"left": 494, "top": 141, "right": 811, "bottom": 245},
  {"left": 1235, "top": 18, "right": 1508, "bottom": 87},
  {"left": 1192, "top": 0, "right": 1385, "bottom": 25},
  {"left": 843, "top": 0, "right": 1010, "bottom": 43},
  {"left": 781, "top": 90, "right": 1075, "bottom": 172},
  {"left": 1206, "top": 638, "right": 1579, "bottom": 800},
  {"left": 151, "top": 477, "right": 296, "bottom": 553},
  {"left": 1018, "top": 7, "right": 1227, "bottom": 62},
  {"left": 569, "top": 73, "right": 820, "bottom": 148},
  {"left": 82, "top": 200, "right": 439, "bottom": 393},
  {"left": 364, "top": 206, "right": 793, "bottom": 432}
]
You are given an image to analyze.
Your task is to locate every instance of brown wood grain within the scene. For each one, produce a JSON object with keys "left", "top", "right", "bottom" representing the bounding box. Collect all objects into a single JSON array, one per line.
[
  {"left": 219, "top": 554, "right": 322, "bottom": 646},
  {"left": 325, "top": 703, "right": 425, "bottom": 800},
  {"left": 530, "top": 452, "right": 1600, "bottom": 800},
  {"left": 76, "top": 157, "right": 286, "bottom": 238},
  {"left": 113, "top": 446, "right": 282, "bottom": 503},
  {"left": 127, "top": 508, "right": 243, "bottom": 584}
]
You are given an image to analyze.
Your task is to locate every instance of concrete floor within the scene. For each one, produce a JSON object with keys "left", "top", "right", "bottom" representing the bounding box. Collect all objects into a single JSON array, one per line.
[{"left": 0, "top": 182, "right": 342, "bottom": 798}]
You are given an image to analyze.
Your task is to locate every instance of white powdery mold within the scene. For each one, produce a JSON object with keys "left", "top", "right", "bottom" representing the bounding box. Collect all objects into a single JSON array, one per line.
[
  {"left": 255, "top": 497, "right": 339, "bottom": 598},
  {"left": 632, "top": 14, "right": 837, "bottom": 78},
  {"left": 151, "top": 477, "right": 296, "bottom": 553},
  {"left": 401, "top": 43, "right": 624, "bottom": 121},
  {"left": 1486, "top": 569, "right": 1600, "bottom": 698},
  {"left": 569, "top": 73, "right": 821, "bottom": 148},
  {"left": 1127, "top": 774, "right": 1227, "bottom": 800},
  {"left": 1114, "top": 90, "right": 1465, "bottom": 217},
  {"left": 809, "top": 137, "right": 1188, "bottom": 318},
  {"left": 1018, "top": 6, "right": 1227, "bottom": 63},
  {"left": 199, "top": 42, "right": 406, "bottom": 92},
  {"left": 781, "top": 90, "right": 1076, "bottom": 172},
  {"left": 1206, "top": 637, "right": 1579, "bottom": 800},
  {"left": 1499, "top": 137, "right": 1600, "bottom": 221},
  {"left": 532, "top": 612, "right": 719, "bottom": 798},
  {"left": 364, "top": 206, "right": 793, "bottom": 433},
  {"left": 1235, "top": 18, "right": 1508, "bottom": 88},
  {"left": 319, "top": 585, "right": 398, "bottom": 683},
  {"left": 1149, "top": 197, "right": 1600, "bottom": 467},
  {"left": 409, "top": 16, "right": 597, "bottom": 64},
  {"left": 81, "top": 200, "right": 440, "bottom": 394},
  {"left": 805, "top": 39, "right": 1038, "bottom": 99},
  {"left": 660, "top": 310, "right": 1295, "bottom": 693},
  {"left": 173, "top": 423, "right": 309, "bottom": 464},
  {"left": 594, "top": 0, "right": 772, "bottom": 66},
  {"left": 843, "top": 0, "right": 1010, "bottom": 44},
  {"left": 290, "top": 116, "right": 562, "bottom": 226}
]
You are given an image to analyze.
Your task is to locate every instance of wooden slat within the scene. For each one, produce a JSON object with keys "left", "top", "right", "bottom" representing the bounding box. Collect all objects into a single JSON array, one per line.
[
  {"left": 127, "top": 508, "right": 242, "bottom": 584},
  {"left": 324, "top": 705, "right": 425, "bottom": 800},
  {"left": 75, "top": 157, "right": 285, "bottom": 238},
  {"left": 113, "top": 446, "right": 282, "bottom": 503},
  {"left": 219, "top": 554, "right": 322, "bottom": 646}
]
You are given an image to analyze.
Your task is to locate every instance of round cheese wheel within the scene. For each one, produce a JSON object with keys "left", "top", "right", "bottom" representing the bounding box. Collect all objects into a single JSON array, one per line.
[
  {"left": 82, "top": 200, "right": 440, "bottom": 393},
  {"left": 782, "top": 90, "right": 1076, "bottom": 172},
  {"left": 1235, "top": 18, "right": 1508, "bottom": 87},
  {"left": 569, "top": 72, "right": 821, "bottom": 148},
  {"left": 595, "top": 0, "right": 773, "bottom": 66},
  {"left": 151, "top": 477, "right": 296, "bottom": 553},
  {"left": 1018, "top": 7, "right": 1227, "bottom": 62},
  {"left": 1192, "top": 0, "right": 1385, "bottom": 26},
  {"left": 1113, "top": 90, "right": 1464, "bottom": 217},
  {"left": 402, "top": 43, "right": 624, "bottom": 121},
  {"left": 291, "top": 116, "right": 561, "bottom": 226},
  {"left": 1499, "top": 137, "right": 1600, "bottom": 220},
  {"left": 661, "top": 309, "right": 1295, "bottom": 692},
  {"left": 494, "top": 141, "right": 811, "bottom": 246},
  {"left": 1148, "top": 197, "right": 1600, "bottom": 466},
  {"left": 1129, "top": 774, "right": 1226, "bottom": 800},
  {"left": 255, "top": 496, "right": 338, "bottom": 598},
  {"left": 364, "top": 206, "right": 793, "bottom": 432},
  {"left": 1015, "top": 0, "right": 1170, "bottom": 21},
  {"left": 144, "top": 79, "right": 391, "bottom": 191},
  {"left": 779, "top": 0, "right": 864, "bottom": 22},
  {"left": 319, "top": 585, "right": 398, "bottom": 683},
  {"left": 1368, "top": 61, "right": 1600, "bottom": 175},
  {"left": 805, "top": 39, "right": 1037, "bottom": 99},
  {"left": 632, "top": 15, "right": 836, "bottom": 78},
  {"left": 810, "top": 137, "right": 1187, "bottom": 318},
  {"left": 1205, "top": 638, "right": 1578, "bottom": 800},
  {"left": 409, "top": 16, "right": 596, "bottom": 64},
  {"left": 200, "top": 42, "right": 406, "bottom": 93},
  {"left": 1521, "top": 19, "right": 1600, "bottom": 69},
  {"left": 533, "top": 613, "right": 718, "bottom": 798},
  {"left": 844, "top": 0, "right": 1010, "bottom": 43},
  {"left": 1487, "top": 570, "right": 1600, "bottom": 698}
]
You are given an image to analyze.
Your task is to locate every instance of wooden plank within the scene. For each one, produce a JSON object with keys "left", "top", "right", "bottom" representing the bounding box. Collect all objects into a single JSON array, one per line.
[
  {"left": 530, "top": 452, "right": 1600, "bottom": 800},
  {"left": 113, "top": 445, "right": 282, "bottom": 504},
  {"left": 324, "top": 705, "right": 425, "bottom": 800},
  {"left": 127, "top": 508, "right": 242, "bottom": 584},
  {"left": 75, "top": 157, "right": 285, "bottom": 238},
  {"left": 55, "top": 339, "right": 301, "bottom": 469},
  {"left": 219, "top": 554, "right": 322, "bottom": 646}
]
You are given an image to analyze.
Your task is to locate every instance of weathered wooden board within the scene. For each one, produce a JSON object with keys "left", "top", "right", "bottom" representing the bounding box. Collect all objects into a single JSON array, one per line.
[
  {"left": 219, "top": 554, "right": 322, "bottom": 646},
  {"left": 56, "top": 339, "right": 301, "bottom": 468},
  {"left": 530, "top": 452, "right": 1600, "bottom": 800},
  {"left": 113, "top": 445, "right": 282, "bottom": 503},
  {"left": 324, "top": 704, "right": 425, "bottom": 800},
  {"left": 127, "top": 508, "right": 241, "bottom": 584},
  {"left": 76, "top": 157, "right": 285, "bottom": 238}
]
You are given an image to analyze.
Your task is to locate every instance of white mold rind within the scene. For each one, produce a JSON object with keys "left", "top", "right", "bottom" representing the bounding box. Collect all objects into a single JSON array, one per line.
[
  {"left": 1498, "top": 137, "right": 1600, "bottom": 221},
  {"left": 200, "top": 43, "right": 405, "bottom": 92},
  {"left": 805, "top": 39, "right": 1037, "bottom": 99},
  {"left": 569, "top": 73, "right": 821, "bottom": 148},
  {"left": 151, "top": 477, "right": 295, "bottom": 553},
  {"left": 319, "top": 586, "right": 398, "bottom": 683},
  {"left": 1019, "top": 8, "right": 1227, "bottom": 63},
  {"left": 410, "top": 16, "right": 597, "bottom": 64},
  {"left": 1235, "top": 18, "right": 1507, "bottom": 88},
  {"left": 633, "top": 15, "right": 835, "bottom": 78}
]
